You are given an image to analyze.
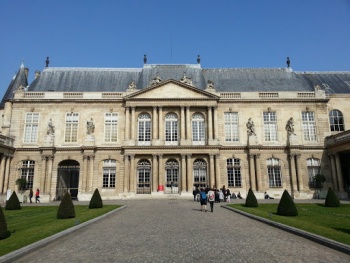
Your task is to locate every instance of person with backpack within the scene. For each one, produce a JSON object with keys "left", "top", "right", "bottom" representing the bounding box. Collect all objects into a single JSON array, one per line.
[
  {"left": 207, "top": 187, "right": 215, "bottom": 212},
  {"left": 199, "top": 188, "right": 208, "bottom": 212}
]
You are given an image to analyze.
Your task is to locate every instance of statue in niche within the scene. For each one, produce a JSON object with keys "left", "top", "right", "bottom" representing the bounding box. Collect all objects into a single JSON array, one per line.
[
  {"left": 246, "top": 118, "right": 256, "bottom": 136},
  {"left": 285, "top": 117, "right": 295, "bottom": 136},
  {"left": 206, "top": 80, "right": 215, "bottom": 89},
  {"left": 150, "top": 73, "right": 162, "bottom": 86},
  {"left": 128, "top": 81, "right": 136, "bottom": 90},
  {"left": 86, "top": 118, "right": 95, "bottom": 135},
  {"left": 47, "top": 118, "right": 55, "bottom": 135},
  {"left": 180, "top": 72, "right": 193, "bottom": 85}
]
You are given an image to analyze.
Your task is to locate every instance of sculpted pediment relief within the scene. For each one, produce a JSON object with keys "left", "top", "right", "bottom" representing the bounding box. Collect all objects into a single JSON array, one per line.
[{"left": 125, "top": 80, "right": 218, "bottom": 99}]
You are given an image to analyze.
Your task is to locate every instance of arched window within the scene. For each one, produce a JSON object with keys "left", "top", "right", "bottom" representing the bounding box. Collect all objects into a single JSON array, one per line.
[
  {"left": 267, "top": 158, "right": 282, "bottom": 187},
  {"left": 102, "top": 159, "right": 116, "bottom": 188},
  {"left": 19, "top": 160, "right": 35, "bottom": 189},
  {"left": 329, "top": 110, "right": 344, "bottom": 132},
  {"left": 137, "top": 159, "right": 151, "bottom": 194},
  {"left": 193, "top": 159, "right": 207, "bottom": 188},
  {"left": 165, "top": 113, "right": 178, "bottom": 144},
  {"left": 165, "top": 159, "right": 179, "bottom": 193},
  {"left": 138, "top": 113, "right": 151, "bottom": 145},
  {"left": 307, "top": 158, "right": 321, "bottom": 188},
  {"left": 192, "top": 113, "right": 205, "bottom": 145},
  {"left": 227, "top": 158, "right": 241, "bottom": 187}
]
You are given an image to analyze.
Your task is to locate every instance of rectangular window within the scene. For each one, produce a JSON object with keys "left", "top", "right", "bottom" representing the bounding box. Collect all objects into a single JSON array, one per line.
[
  {"left": 20, "top": 160, "right": 35, "bottom": 189},
  {"left": 165, "top": 120, "right": 178, "bottom": 142},
  {"left": 263, "top": 112, "right": 277, "bottom": 141},
  {"left": 24, "top": 113, "right": 39, "bottom": 143},
  {"left": 302, "top": 112, "right": 317, "bottom": 141},
  {"left": 227, "top": 158, "right": 241, "bottom": 187},
  {"left": 224, "top": 112, "right": 239, "bottom": 142},
  {"left": 267, "top": 159, "right": 282, "bottom": 187},
  {"left": 65, "top": 113, "right": 79, "bottom": 142},
  {"left": 105, "top": 113, "right": 118, "bottom": 142},
  {"left": 307, "top": 158, "right": 321, "bottom": 188},
  {"left": 103, "top": 160, "right": 116, "bottom": 188}
]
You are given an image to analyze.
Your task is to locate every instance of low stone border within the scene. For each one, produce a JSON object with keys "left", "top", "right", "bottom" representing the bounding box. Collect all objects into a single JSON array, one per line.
[
  {"left": 222, "top": 204, "right": 350, "bottom": 255},
  {"left": 0, "top": 206, "right": 126, "bottom": 263}
]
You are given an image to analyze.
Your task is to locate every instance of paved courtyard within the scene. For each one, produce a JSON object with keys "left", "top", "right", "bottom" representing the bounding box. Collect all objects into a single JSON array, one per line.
[{"left": 9, "top": 198, "right": 350, "bottom": 263}]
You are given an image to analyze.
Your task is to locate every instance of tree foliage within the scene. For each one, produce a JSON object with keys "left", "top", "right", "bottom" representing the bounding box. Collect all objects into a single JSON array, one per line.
[
  {"left": 325, "top": 187, "right": 340, "bottom": 207},
  {"left": 245, "top": 188, "right": 258, "bottom": 207},
  {"left": 0, "top": 205, "right": 11, "bottom": 240},
  {"left": 277, "top": 190, "right": 298, "bottom": 216},
  {"left": 5, "top": 191, "right": 21, "bottom": 210},
  {"left": 57, "top": 192, "right": 75, "bottom": 219},
  {"left": 89, "top": 188, "right": 103, "bottom": 209}
]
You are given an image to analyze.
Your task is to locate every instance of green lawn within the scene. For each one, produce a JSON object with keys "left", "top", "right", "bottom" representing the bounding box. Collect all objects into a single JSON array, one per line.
[
  {"left": 0, "top": 205, "right": 121, "bottom": 256},
  {"left": 228, "top": 203, "right": 350, "bottom": 245}
]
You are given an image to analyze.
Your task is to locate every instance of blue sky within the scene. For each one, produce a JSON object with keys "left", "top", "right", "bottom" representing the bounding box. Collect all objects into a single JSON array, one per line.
[{"left": 0, "top": 0, "right": 350, "bottom": 95}]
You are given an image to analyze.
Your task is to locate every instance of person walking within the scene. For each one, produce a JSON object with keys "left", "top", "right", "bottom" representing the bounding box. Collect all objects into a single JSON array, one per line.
[
  {"left": 29, "top": 189, "right": 33, "bottom": 203},
  {"left": 199, "top": 188, "right": 208, "bottom": 212},
  {"left": 35, "top": 188, "right": 40, "bottom": 203},
  {"left": 207, "top": 188, "right": 215, "bottom": 212}
]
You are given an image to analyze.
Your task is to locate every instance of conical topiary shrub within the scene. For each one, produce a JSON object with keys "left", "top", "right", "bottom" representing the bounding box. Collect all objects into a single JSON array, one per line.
[
  {"left": 0, "top": 205, "right": 11, "bottom": 240},
  {"left": 89, "top": 188, "right": 103, "bottom": 209},
  {"left": 277, "top": 190, "right": 298, "bottom": 216},
  {"left": 245, "top": 188, "right": 258, "bottom": 207},
  {"left": 5, "top": 191, "right": 21, "bottom": 210},
  {"left": 57, "top": 192, "right": 75, "bottom": 219},
  {"left": 325, "top": 187, "right": 340, "bottom": 207}
]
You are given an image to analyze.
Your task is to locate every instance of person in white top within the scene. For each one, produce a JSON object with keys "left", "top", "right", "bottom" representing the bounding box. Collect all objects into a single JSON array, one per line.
[{"left": 207, "top": 188, "right": 215, "bottom": 212}]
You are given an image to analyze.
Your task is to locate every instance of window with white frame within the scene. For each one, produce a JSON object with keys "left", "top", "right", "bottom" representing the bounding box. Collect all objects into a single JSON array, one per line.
[
  {"left": 65, "top": 113, "right": 79, "bottom": 142},
  {"left": 307, "top": 158, "right": 321, "bottom": 188},
  {"left": 224, "top": 112, "right": 239, "bottom": 142},
  {"left": 267, "top": 158, "right": 282, "bottom": 187},
  {"left": 102, "top": 159, "right": 116, "bottom": 188},
  {"left": 138, "top": 113, "right": 151, "bottom": 144},
  {"left": 192, "top": 113, "right": 205, "bottom": 144},
  {"left": 302, "top": 111, "right": 317, "bottom": 141},
  {"left": 20, "top": 160, "right": 35, "bottom": 189},
  {"left": 227, "top": 158, "right": 241, "bottom": 187},
  {"left": 329, "top": 110, "right": 344, "bottom": 132},
  {"left": 263, "top": 112, "right": 277, "bottom": 141},
  {"left": 24, "top": 113, "right": 39, "bottom": 143},
  {"left": 165, "top": 113, "right": 178, "bottom": 143},
  {"left": 193, "top": 159, "right": 207, "bottom": 188},
  {"left": 105, "top": 113, "right": 118, "bottom": 142}
]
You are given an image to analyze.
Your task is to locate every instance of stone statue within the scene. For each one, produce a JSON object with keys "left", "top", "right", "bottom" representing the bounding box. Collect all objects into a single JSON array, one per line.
[
  {"left": 286, "top": 117, "right": 295, "bottom": 136},
  {"left": 150, "top": 73, "right": 162, "bottom": 86},
  {"left": 128, "top": 81, "right": 136, "bottom": 90},
  {"left": 246, "top": 118, "right": 256, "bottom": 136},
  {"left": 86, "top": 118, "right": 95, "bottom": 135},
  {"left": 46, "top": 57, "right": 50, "bottom": 68},
  {"left": 286, "top": 57, "right": 290, "bottom": 68},
  {"left": 180, "top": 72, "right": 193, "bottom": 85},
  {"left": 206, "top": 80, "right": 215, "bottom": 89},
  {"left": 47, "top": 119, "right": 55, "bottom": 135}
]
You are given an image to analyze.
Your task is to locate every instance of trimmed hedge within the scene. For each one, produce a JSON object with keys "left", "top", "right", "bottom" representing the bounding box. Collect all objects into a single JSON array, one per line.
[
  {"left": 0, "top": 205, "right": 11, "bottom": 240},
  {"left": 57, "top": 192, "right": 75, "bottom": 219},
  {"left": 245, "top": 188, "right": 258, "bottom": 207},
  {"left": 325, "top": 187, "right": 340, "bottom": 207},
  {"left": 89, "top": 188, "right": 103, "bottom": 209},
  {"left": 277, "top": 190, "right": 298, "bottom": 216},
  {"left": 5, "top": 191, "right": 21, "bottom": 210}
]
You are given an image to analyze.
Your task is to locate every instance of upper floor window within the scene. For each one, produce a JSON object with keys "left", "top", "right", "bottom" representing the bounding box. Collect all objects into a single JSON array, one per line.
[
  {"left": 19, "top": 160, "right": 35, "bottom": 189},
  {"left": 105, "top": 113, "right": 118, "bottom": 142},
  {"left": 263, "top": 112, "right": 277, "bottom": 141},
  {"left": 165, "top": 113, "right": 178, "bottom": 144},
  {"left": 24, "top": 113, "right": 39, "bottom": 143},
  {"left": 307, "top": 158, "right": 321, "bottom": 188},
  {"left": 65, "top": 113, "right": 79, "bottom": 142},
  {"left": 192, "top": 113, "right": 205, "bottom": 145},
  {"left": 227, "top": 158, "right": 241, "bottom": 187},
  {"left": 138, "top": 113, "right": 151, "bottom": 144},
  {"left": 224, "top": 112, "right": 239, "bottom": 142},
  {"left": 102, "top": 159, "right": 116, "bottom": 188},
  {"left": 267, "top": 158, "right": 282, "bottom": 187},
  {"left": 302, "top": 112, "right": 317, "bottom": 141},
  {"left": 329, "top": 110, "right": 344, "bottom": 132}
]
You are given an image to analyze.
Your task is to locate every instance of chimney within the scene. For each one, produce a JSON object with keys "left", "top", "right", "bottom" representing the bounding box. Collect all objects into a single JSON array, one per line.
[
  {"left": 24, "top": 68, "right": 29, "bottom": 78},
  {"left": 35, "top": 70, "right": 41, "bottom": 79}
]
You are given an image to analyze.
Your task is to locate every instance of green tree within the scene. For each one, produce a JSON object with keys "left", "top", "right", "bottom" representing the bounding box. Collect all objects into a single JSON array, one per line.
[
  {"left": 57, "top": 192, "right": 75, "bottom": 219},
  {"left": 277, "top": 190, "right": 298, "bottom": 216},
  {"left": 5, "top": 191, "right": 21, "bottom": 210},
  {"left": 0, "top": 205, "right": 11, "bottom": 240},
  {"left": 245, "top": 188, "right": 258, "bottom": 207},
  {"left": 325, "top": 187, "right": 340, "bottom": 207},
  {"left": 15, "top": 177, "right": 27, "bottom": 192},
  {"left": 89, "top": 188, "right": 103, "bottom": 209}
]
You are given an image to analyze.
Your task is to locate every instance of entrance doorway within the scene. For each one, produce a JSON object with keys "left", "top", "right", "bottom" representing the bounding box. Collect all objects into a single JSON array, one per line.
[
  {"left": 193, "top": 159, "right": 207, "bottom": 188},
  {"left": 56, "top": 160, "right": 80, "bottom": 200},
  {"left": 165, "top": 159, "right": 179, "bottom": 194},
  {"left": 137, "top": 159, "right": 151, "bottom": 194}
]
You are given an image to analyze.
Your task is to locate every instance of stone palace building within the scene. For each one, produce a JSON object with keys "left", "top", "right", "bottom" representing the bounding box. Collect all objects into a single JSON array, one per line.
[{"left": 0, "top": 56, "right": 349, "bottom": 202}]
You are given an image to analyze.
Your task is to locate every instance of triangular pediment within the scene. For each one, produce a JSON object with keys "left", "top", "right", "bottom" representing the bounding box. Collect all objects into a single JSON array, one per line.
[{"left": 125, "top": 80, "right": 219, "bottom": 99}]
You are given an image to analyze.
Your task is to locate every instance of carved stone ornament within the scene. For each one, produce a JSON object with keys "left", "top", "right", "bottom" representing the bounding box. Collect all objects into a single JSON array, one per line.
[
  {"left": 150, "top": 73, "right": 162, "bottom": 86},
  {"left": 206, "top": 80, "right": 215, "bottom": 89},
  {"left": 128, "top": 81, "right": 136, "bottom": 90},
  {"left": 246, "top": 118, "right": 256, "bottom": 136},
  {"left": 180, "top": 72, "right": 193, "bottom": 85},
  {"left": 47, "top": 118, "right": 55, "bottom": 135},
  {"left": 285, "top": 117, "right": 295, "bottom": 136}
]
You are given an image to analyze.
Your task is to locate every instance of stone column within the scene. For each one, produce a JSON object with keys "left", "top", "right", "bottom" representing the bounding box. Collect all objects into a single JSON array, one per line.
[
  {"left": 3, "top": 155, "right": 11, "bottom": 191},
  {"left": 130, "top": 155, "right": 135, "bottom": 192},
  {"left": 335, "top": 153, "right": 344, "bottom": 191},
  {"left": 249, "top": 154, "right": 256, "bottom": 191},
  {"left": 89, "top": 155, "right": 95, "bottom": 191},
  {"left": 152, "top": 107, "right": 158, "bottom": 141},
  {"left": 255, "top": 154, "right": 262, "bottom": 191},
  {"left": 41, "top": 156, "right": 48, "bottom": 192},
  {"left": 0, "top": 155, "right": 6, "bottom": 194},
  {"left": 208, "top": 107, "right": 213, "bottom": 141},
  {"left": 158, "top": 154, "right": 163, "bottom": 189},
  {"left": 187, "top": 154, "right": 192, "bottom": 192},
  {"left": 123, "top": 155, "right": 130, "bottom": 192},
  {"left": 158, "top": 107, "right": 163, "bottom": 142},
  {"left": 153, "top": 154, "right": 158, "bottom": 191},
  {"left": 295, "top": 154, "right": 303, "bottom": 191},
  {"left": 213, "top": 107, "right": 218, "bottom": 141},
  {"left": 186, "top": 107, "right": 191, "bottom": 141},
  {"left": 125, "top": 107, "right": 130, "bottom": 140},
  {"left": 215, "top": 154, "right": 220, "bottom": 189},
  {"left": 131, "top": 107, "right": 136, "bottom": 141},
  {"left": 181, "top": 154, "right": 186, "bottom": 192},
  {"left": 209, "top": 154, "right": 215, "bottom": 187},
  {"left": 289, "top": 154, "right": 298, "bottom": 194},
  {"left": 180, "top": 107, "right": 185, "bottom": 143},
  {"left": 329, "top": 154, "right": 338, "bottom": 191}
]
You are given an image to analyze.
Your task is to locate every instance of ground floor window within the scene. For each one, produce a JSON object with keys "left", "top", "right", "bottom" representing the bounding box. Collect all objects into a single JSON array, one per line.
[
  {"left": 193, "top": 159, "right": 207, "bottom": 188},
  {"left": 137, "top": 159, "right": 151, "bottom": 194},
  {"left": 103, "top": 159, "right": 116, "bottom": 188},
  {"left": 267, "top": 158, "right": 282, "bottom": 187},
  {"left": 227, "top": 158, "right": 241, "bottom": 187},
  {"left": 20, "top": 160, "right": 35, "bottom": 190}
]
